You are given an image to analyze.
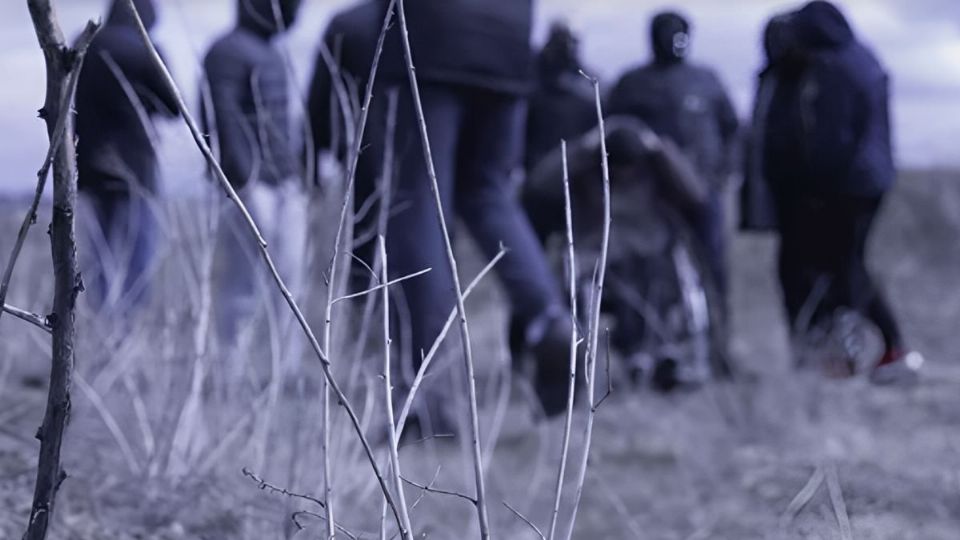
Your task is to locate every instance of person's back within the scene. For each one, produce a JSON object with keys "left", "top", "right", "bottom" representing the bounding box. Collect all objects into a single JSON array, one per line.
[
  {"left": 525, "top": 22, "right": 596, "bottom": 172},
  {"left": 203, "top": 0, "right": 300, "bottom": 189},
  {"left": 76, "top": 0, "right": 176, "bottom": 194}
]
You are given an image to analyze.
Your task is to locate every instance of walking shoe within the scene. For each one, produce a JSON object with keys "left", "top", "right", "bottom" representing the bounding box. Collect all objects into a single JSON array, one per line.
[
  {"left": 529, "top": 314, "right": 582, "bottom": 418},
  {"left": 870, "top": 349, "right": 923, "bottom": 386}
]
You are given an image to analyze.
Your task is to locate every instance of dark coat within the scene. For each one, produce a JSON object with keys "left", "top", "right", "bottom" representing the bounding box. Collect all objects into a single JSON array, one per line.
[
  {"left": 607, "top": 62, "right": 739, "bottom": 189},
  {"left": 525, "top": 63, "right": 596, "bottom": 172},
  {"left": 75, "top": 0, "right": 177, "bottom": 194},
  {"left": 384, "top": 0, "right": 534, "bottom": 95},
  {"left": 202, "top": 0, "right": 299, "bottom": 189},
  {"left": 797, "top": 1, "right": 895, "bottom": 196}
]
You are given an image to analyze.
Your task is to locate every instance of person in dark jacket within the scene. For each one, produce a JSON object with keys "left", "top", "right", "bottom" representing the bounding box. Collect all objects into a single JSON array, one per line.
[
  {"left": 763, "top": 1, "right": 921, "bottom": 383},
  {"left": 607, "top": 11, "right": 740, "bottom": 295},
  {"left": 306, "top": 0, "right": 389, "bottom": 292},
  {"left": 204, "top": 0, "right": 306, "bottom": 339},
  {"left": 75, "top": 0, "right": 178, "bottom": 312},
  {"left": 384, "top": 0, "right": 573, "bottom": 421}
]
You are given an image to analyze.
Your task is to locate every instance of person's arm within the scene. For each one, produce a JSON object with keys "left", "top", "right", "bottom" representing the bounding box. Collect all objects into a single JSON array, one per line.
[{"left": 711, "top": 72, "right": 741, "bottom": 179}]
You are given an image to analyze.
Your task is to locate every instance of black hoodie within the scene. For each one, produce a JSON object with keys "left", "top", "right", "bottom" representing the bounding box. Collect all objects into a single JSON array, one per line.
[
  {"left": 75, "top": 0, "right": 177, "bottom": 194},
  {"left": 766, "top": 1, "right": 894, "bottom": 197},
  {"left": 202, "top": 0, "right": 302, "bottom": 189}
]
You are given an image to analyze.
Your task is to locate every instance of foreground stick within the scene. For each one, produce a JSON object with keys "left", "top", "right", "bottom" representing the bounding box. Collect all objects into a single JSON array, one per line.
[
  {"left": 564, "top": 74, "right": 613, "bottom": 540},
  {"left": 120, "top": 0, "right": 405, "bottom": 530},
  {"left": 395, "top": 1, "right": 492, "bottom": 535},
  {"left": 22, "top": 1, "right": 99, "bottom": 538}
]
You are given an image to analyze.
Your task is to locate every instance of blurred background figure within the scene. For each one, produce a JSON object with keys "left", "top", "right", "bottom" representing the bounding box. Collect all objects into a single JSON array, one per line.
[
  {"left": 75, "top": 0, "right": 177, "bottom": 314},
  {"left": 306, "top": 0, "right": 389, "bottom": 293},
  {"left": 384, "top": 0, "right": 574, "bottom": 426},
  {"left": 607, "top": 10, "right": 740, "bottom": 298},
  {"left": 762, "top": 1, "right": 921, "bottom": 383},
  {"left": 203, "top": 0, "right": 306, "bottom": 341}
]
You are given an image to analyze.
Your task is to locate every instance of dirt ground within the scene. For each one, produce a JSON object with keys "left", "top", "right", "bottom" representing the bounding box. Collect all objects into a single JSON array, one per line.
[{"left": 1, "top": 170, "right": 958, "bottom": 539}]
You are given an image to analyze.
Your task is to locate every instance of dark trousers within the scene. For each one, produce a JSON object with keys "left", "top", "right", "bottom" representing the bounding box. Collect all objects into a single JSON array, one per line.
[
  {"left": 776, "top": 192, "right": 903, "bottom": 350},
  {"left": 690, "top": 190, "right": 728, "bottom": 296},
  {"left": 388, "top": 83, "right": 565, "bottom": 366},
  {"left": 82, "top": 190, "right": 156, "bottom": 313}
]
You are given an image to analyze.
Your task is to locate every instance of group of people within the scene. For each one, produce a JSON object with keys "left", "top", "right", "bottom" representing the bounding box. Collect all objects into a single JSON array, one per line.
[{"left": 73, "top": 0, "right": 921, "bottom": 428}]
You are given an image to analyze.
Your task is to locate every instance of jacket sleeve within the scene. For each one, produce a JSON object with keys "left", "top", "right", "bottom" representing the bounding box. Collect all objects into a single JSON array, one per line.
[{"left": 307, "top": 29, "right": 341, "bottom": 159}]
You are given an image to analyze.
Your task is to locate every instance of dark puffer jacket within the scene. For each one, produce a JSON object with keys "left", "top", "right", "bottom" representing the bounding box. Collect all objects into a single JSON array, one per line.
[
  {"left": 75, "top": 0, "right": 178, "bottom": 194},
  {"left": 607, "top": 62, "right": 739, "bottom": 189},
  {"left": 797, "top": 0, "right": 895, "bottom": 196},
  {"left": 384, "top": 0, "right": 534, "bottom": 95},
  {"left": 202, "top": 0, "right": 301, "bottom": 189}
]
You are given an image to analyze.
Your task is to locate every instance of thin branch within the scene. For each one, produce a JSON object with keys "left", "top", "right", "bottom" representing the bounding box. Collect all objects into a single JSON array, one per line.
[
  {"left": 592, "top": 329, "right": 613, "bottom": 412},
  {"left": 401, "top": 476, "right": 476, "bottom": 505},
  {"left": 780, "top": 465, "right": 825, "bottom": 528},
  {"left": 332, "top": 267, "right": 431, "bottom": 305},
  {"left": 395, "top": 1, "right": 491, "bottom": 535},
  {"left": 548, "top": 140, "right": 579, "bottom": 540},
  {"left": 242, "top": 467, "right": 326, "bottom": 509},
  {"left": 121, "top": 0, "right": 404, "bottom": 529},
  {"left": 394, "top": 249, "right": 507, "bottom": 436},
  {"left": 825, "top": 464, "right": 853, "bottom": 540},
  {"left": 504, "top": 501, "right": 546, "bottom": 540},
  {"left": 409, "top": 466, "right": 443, "bottom": 510},
  {"left": 2, "top": 304, "right": 51, "bottom": 333},
  {"left": 290, "top": 510, "right": 360, "bottom": 540},
  {"left": 0, "top": 21, "right": 98, "bottom": 325},
  {"left": 564, "top": 73, "right": 613, "bottom": 540},
  {"left": 379, "top": 237, "right": 414, "bottom": 540}
]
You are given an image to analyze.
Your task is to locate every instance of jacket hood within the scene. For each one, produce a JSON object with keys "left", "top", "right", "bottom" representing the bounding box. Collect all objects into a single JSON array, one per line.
[
  {"left": 538, "top": 21, "right": 583, "bottom": 81},
  {"left": 794, "top": 1, "right": 854, "bottom": 50},
  {"left": 107, "top": 0, "right": 157, "bottom": 30},
  {"left": 650, "top": 11, "right": 691, "bottom": 65},
  {"left": 238, "top": 0, "right": 301, "bottom": 37}
]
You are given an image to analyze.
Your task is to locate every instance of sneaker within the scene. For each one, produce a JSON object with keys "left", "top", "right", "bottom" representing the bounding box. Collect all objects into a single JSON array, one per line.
[
  {"left": 529, "top": 314, "right": 582, "bottom": 418},
  {"left": 870, "top": 349, "right": 923, "bottom": 386}
]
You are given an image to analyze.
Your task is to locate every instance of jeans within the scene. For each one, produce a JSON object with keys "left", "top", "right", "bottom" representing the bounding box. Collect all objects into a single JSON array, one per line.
[
  {"left": 81, "top": 190, "right": 157, "bottom": 314},
  {"left": 387, "top": 83, "right": 566, "bottom": 372}
]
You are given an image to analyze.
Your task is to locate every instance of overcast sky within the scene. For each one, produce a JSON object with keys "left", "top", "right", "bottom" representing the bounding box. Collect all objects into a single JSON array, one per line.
[{"left": 1, "top": 0, "right": 958, "bottom": 195}]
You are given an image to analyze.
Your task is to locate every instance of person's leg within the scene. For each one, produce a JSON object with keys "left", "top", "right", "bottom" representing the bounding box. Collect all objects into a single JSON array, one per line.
[
  {"left": 453, "top": 90, "right": 566, "bottom": 338},
  {"left": 454, "top": 89, "right": 572, "bottom": 415},
  {"left": 691, "top": 189, "right": 728, "bottom": 297},
  {"left": 387, "top": 83, "right": 462, "bottom": 375},
  {"left": 120, "top": 192, "right": 157, "bottom": 311}
]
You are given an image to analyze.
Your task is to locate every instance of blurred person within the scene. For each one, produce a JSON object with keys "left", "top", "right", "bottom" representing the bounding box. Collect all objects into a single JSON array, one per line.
[
  {"left": 75, "top": 0, "right": 178, "bottom": 313},
  {"left": 607, "top": 11, "right": 740, "bottom": 296},
  {"left": 203, "top": 0, "right": 306, "bottom": 340},
  {"left": 306, "top": 0, "right": 390, "bottom": 292},
  {"left": 763, "top": 1, "right": 921, "bottom": 383},
  {"left": 383, "top": 0, "right": 575, "bottom": 424}
]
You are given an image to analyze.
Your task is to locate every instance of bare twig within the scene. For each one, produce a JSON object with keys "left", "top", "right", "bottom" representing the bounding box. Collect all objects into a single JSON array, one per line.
[
  {"left": 825, "top": 464, "right": 853, "bottom": 540},
  {"left": 291, "top": 510, "right": 360, "bottom": 540},
  {"left": 564, "top": 73, "right": 613, "bottom": 540},
  {"left": 0, "top": 18, "right": 97, "bottom": 325},
  {"left": 593, "top": 329, "right": 613, "bottom": 412},
  {"left": 504, "top": 501, "right": 546, "bottom": 540},
  {"left": 395, "top": 1, "right": 492, "bottom": 535},
  {"left": 242, "top": 467, "right": 326, "bottom": 508},
  {"left": 401, "top": 476, "right": 476, "bottom": 505},
  {"left": 394, "top": 249, "right": 506, "bottom": 436},
  {"left": 548, "top": 141, "right": 579, "bottom": 540},
  {"left": 121, "top": 0, "right": 404, "bottom": 529},
  {"left": 378, "top": 237, "right": 414, "bottom": 540},
  {"left": 317, "top": 2, "right": 397, "bottom": 533},
  {"left": 780, "top": 465, "right": 826, "bottom": 528},
  {"left": 332, "top": 268, "right": 431, "bottom": 305},
  {"left": 2, "top": 304, "right": 51, "bottom": 333},
  {"left": 21, "top": 2, "right": 99, "bottom": 537}
]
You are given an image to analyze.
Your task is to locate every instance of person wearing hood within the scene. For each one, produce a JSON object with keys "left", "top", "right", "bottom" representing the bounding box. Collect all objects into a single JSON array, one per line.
[
  {"left": 75, "top": 0, "right": 178, "bottom": 313},
  {"left": 764, "top": 1, "right": 921, "bottom": 383},
  {"left": 306, "top": 0, "right": 390, "bottom": 293},
  {"left": 607, "top": 11, "right": 740, "bottom": 298},
  {"left": 203, "top": 0, "right": 306, "bottom": 340},
  {"left": 380, "top": 0, "right": 575, "bottom": 423}
]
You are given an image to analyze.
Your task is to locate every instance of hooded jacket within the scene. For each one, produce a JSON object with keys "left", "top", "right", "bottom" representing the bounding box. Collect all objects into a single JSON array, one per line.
[
  {"left": 75, "top": 0, "right": 177, "bottom": 194},
  {"left": 765, "top": 1, "right": 895, "bottom": 197},
  {"left": 607, "top": 60, "right": 739, "bottom": 190},
  {"left": 384, "top": 0, "right": 534, "bottom": 95},
  {"left": 202, "top": 0, "right": 301, "bottom": 189}
]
